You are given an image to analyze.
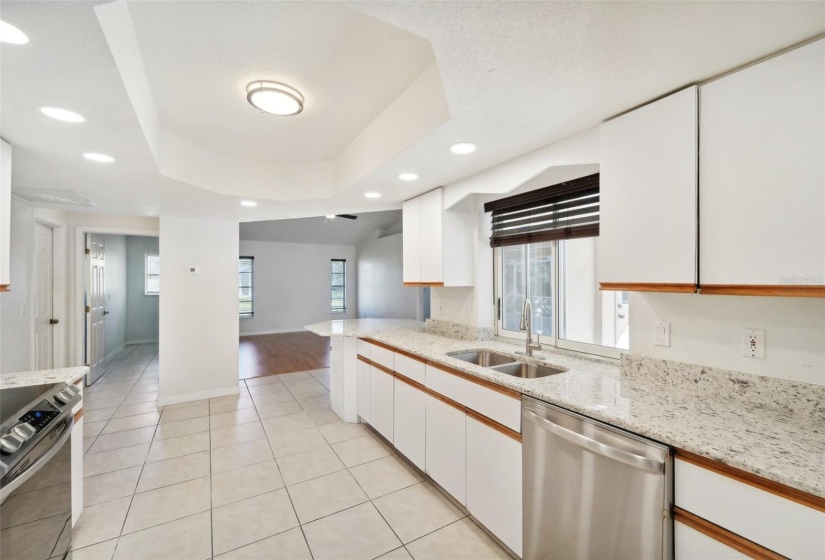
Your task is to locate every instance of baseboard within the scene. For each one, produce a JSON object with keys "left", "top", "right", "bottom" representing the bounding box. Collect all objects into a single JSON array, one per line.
[
  {"left": 240, "top": 328, "right": 305, "bottom": 337},
  {"left": 157, "top": 385, "right": 240, "bottom": 407},
  {"left": 105, "top": 343, "right": 126, "bottom": 363},
  {"left": 126, "top": 338, "right": 159, "bottom": 345}
]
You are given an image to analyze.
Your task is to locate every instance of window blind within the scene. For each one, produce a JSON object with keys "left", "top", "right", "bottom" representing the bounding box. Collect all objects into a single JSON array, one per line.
[
  {"left": 239, "top": 257, "right": 254, "bottom": 318},
  {"left": 145, "top": 254, "right": 160, "bottom": 295},
  {"left": 484, "top": 173, "right": 600, "bottom": 247},
  {"left": 331, "top": 259, "right": 346, "bottom": 313}
]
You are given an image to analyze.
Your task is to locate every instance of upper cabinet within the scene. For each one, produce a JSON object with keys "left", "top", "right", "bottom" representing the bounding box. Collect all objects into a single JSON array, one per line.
[
  {"left": 598, "top": 86, "right": 698, "bottom": 292},
  {"left": 699, "top": 39, "right": 824, "bottom": 296},
  {"left": 403, "top": 187, "right": 474, "bottom": 286},
  {"left": 1, "top": 140, "right": 12, "bottom": 291}
]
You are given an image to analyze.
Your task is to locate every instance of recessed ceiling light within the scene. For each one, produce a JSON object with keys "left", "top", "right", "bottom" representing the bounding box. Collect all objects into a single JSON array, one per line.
[
  {"left": 364, "top": 192, "right": 381, "bottom": 199},
  {"left": 240, "top": 200, "right": 257, "bottom": 207},
  {"left": 0, "top": 20, "right": 29, "bottom": 45},
  {"left": 325, "top": 215, "right": 336, "bottom": 219},
  {"left": 398, "top": 173, "right": 418, "bottom": 181},
  {"left": 83, "top": 153, "right": 115, "bottom": 163},
  {"left": 246, "top": 81, "right": 304, "bottom": 116},
  {"left": 40, "top": 107, "right": 85, "bottom": 123},
  {"left": 449, "top": 142, "right": 476, "bottom": 154}
]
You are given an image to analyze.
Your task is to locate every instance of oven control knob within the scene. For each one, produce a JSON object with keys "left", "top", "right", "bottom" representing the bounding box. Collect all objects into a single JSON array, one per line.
[
  {"left": 54, "top": 390, "right": 73, "bottom": 405},
  {"left": 12, "top": 423, "right": 36, "bottom": 441},
  {"left": 0, "top": 434, "right": 23, "bottom": 454}
]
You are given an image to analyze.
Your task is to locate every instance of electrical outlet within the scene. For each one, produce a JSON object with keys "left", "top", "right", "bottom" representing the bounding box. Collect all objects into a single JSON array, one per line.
[
  {"left": 654, "top": 321, "right": 670, "bottom": 347},
  {"left": 742, "top": 329, "right": 765, "bottom": 359}
]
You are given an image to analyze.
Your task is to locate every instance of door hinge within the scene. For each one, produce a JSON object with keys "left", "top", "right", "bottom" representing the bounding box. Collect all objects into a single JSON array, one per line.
[
  {"left": 85, "top": 248, "right": 90, "bottom": 255},
  {"left": 85, "top": 305, "right": 91, "bottom": 313},
  {"left": 497, "top": 298, "right": 501, "bottom": 321}
]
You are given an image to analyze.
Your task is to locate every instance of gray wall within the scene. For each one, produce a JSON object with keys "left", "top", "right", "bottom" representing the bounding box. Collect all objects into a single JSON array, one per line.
[
  {"left": 126, "top": 236, "right": 159, "bottom": 343},
  {"left": 238, "top": 240, "right": 357, "bottom": 334},
  {"left": 101, "top": 235, "right": 127, "bottom": 358},
  {"left": 356, "top": 231, "right": 418, "bottom": 320}
]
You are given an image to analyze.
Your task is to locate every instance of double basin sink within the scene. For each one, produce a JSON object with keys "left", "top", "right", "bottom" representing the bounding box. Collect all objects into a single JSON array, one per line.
[{"left": 449, "top": 350, "right": 567, "bottom": 379}]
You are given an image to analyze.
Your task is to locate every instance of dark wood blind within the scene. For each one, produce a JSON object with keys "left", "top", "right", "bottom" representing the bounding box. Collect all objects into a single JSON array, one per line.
[{"left": 484, "top": 173, "right": 599, "bottom": 247}]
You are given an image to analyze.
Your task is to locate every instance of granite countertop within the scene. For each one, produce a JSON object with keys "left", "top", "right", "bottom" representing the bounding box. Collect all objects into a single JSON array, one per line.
[
  {"left": 306, "top": 319, "right": 825, "bottom": 498},
  {"left": 0, "top": 366, "right": 88, "bottom": 390}
]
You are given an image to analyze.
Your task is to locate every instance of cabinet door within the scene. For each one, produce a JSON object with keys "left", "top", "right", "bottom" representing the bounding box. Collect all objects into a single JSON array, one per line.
[
  {"left": 402, "top": 197, "right": 421, "bottom": 283},
  {"left": 598, "top": 86, "right": 697, "bottom": 288},
  {"left": 425, "top": 394, "right": 465, "bottom": 504},
  {"left": 675, "top": 521, "right": 749, "bottom": 560},
  {"left": 329, "top": 336, "right": 345, "bottom": 419},
  {"left": 369, "top": 366, "right": 394, "bottom": 443},
  {"left": 419, "top": 188, "right": 444, "bottom": 284},
  {"left": 700, "top": 39, "right": 824, "bottom": 288},
  {"left": 71, "top": 415, "right": 84, "bottom": 526},
  {"left": 357, "top": 358, "right": 370, "bottom": 423},
  {"left": 466, "top": 415, "right": 522, "bottom": 556},
  {"left": 393, "top": 378, "right": 426, "bottom": 470}
]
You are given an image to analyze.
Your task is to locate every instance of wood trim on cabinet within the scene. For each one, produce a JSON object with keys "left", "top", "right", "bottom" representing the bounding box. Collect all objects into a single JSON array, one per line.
[
  {"left": 673, "top": 506, "right": 787, "bottom": 560},
  {"left": 466, "top": 408, "right": 522, "bottom": 443},
  {"left": 394, "top": 372, "right": 427, "bottom": 392},
  {"left": 364, "top": 339, "right": 426, "bottom": 364},
  {"left": 699, "top": 284, "right": 825, "bottom": 298},
  {"left": 676, "top": 449, "right": 825, "bottom": 513},
  {"left": 0, "top": 284, "right": 9, "bottom": 293},
  {"left": 73, "top": 409, "right": 84, "bottom": 423},
  {"left": 424, "top": 387, "right": 466, "bottom": 413},
  {"left": 425, "top": 361, "right": 522, "bottom": 399},
  {"left": 369, "top": 360, "right": 394, "bottom": 376},
  {"left": 403, "top": 282, "right": 445, "bottom": 287},
  {"left": 357, "top": 354, "right": 370, "bottom": 365},
  {"left": 599, "top": 282, "right": 696, "bottom": 293}
]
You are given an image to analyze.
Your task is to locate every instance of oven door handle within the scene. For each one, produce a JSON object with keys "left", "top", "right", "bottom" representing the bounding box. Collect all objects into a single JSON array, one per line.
[
  {"left": 0, "top": 419, "right": 73, "bottom": 503},
  {"left": 523, "top": 409, "right": 664, "bottom": 473}
]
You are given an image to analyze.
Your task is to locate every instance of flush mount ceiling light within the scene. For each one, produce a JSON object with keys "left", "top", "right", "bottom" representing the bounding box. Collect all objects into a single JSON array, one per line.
[
  {"left": 0, "top": 20, "right": 29, "bottom": 45},
  {"left": 40, "top": 107, "right": 85, "bottom": 123},
  {"left": 240, "top": 200, "right": 257, "bottom": 207},
  {"left": 449, "top": 142, "right": 477, "bottom": 155},
  {"left": 398, "top": 173, "right": 419, "bottom": 181},
  {"left": 83, "top": 153, "right": 115, "bottom": 163},
  {"left": 325, "top": 215, "right": 336, "bottom": 219},
  {"left": 246, "top": 81, "right": 304, "bottom": 116},
  {"left": 364, "top": 192, "right": 382, "bottom": 199}
]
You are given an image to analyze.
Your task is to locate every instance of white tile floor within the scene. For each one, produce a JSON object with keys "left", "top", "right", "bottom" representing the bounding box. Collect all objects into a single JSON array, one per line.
[{"left": 74, "top": 344, "right": 512, "bottom": 560}]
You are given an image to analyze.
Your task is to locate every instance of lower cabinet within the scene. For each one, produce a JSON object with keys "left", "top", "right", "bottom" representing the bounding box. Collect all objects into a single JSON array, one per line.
[
  {"left": 369, "top": 365, "right": 394, "bottom": 443},
  {"left": 393, "top": 378, "right": 426, "bottom": 470},
  {"left": 466, "top": 414, "right": 523, "bottom": 557},
  {"left": 675, "top": 520, "right": 749, "bottom": 560},
  {"left": 425, "top": 394, "right": 466, "bottom": 505},
  {"left": 357, "top": 358, "right": 370, "bottom": 423}
]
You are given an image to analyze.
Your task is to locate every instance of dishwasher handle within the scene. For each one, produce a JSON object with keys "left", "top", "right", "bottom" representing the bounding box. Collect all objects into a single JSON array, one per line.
[{"left": 523, "top": 409, "right": 665, "bottom": 473}]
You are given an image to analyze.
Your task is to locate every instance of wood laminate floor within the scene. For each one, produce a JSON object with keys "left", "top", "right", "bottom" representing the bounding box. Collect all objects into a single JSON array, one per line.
[{"left": 239, "top": 332, "right": 330, "bottom": 380}]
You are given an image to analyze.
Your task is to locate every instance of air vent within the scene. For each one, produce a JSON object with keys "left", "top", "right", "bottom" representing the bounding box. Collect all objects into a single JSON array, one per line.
[{"left": 13, "top": 187, "right": 98, "bottom": 208}]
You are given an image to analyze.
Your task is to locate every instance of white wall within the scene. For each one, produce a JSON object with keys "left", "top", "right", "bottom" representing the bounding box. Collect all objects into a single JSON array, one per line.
[
  {"left": 238, "top": 240, "right": 357, "bottom": 335},
  {"left": 101, "top": 234, "right": 127, "bottom": 359},
  {"left": 1, "top": 197, "right": 34, "bottom": 373},
  {"left": 356, "top": 231, "right": 418, "bottom": 319},
  {"left": 126, "top": 235, "right": 159, "bottom": 344},
  {"left": 631, "top": 293, "right": 825, "bottom": 385},
  {"left": 159, "top": 216, "right": 239, "bottom": 405}
]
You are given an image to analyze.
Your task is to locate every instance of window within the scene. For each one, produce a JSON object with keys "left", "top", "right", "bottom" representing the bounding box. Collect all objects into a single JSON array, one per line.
[
  {"left": 145, "top": 254, "right": 160, "bottom": 295},
  {"left": 331, "top": 259, "right": 346, "bottom": 313},
  {"left": 239, "top": 257, "right": 254, "bottom": 318}
]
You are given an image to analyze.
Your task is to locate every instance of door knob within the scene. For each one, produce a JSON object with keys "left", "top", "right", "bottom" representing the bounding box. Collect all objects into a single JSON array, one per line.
[
  {"left": 49, "top": 318, "right": 59, "bottom": 325},
  {"left": 103, "top": 311, "right": 110, "bottom": 315}
]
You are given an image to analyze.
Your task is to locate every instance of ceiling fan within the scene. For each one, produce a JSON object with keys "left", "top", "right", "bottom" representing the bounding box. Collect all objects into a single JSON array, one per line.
[{"left": 323, "top": 214, "right": 357, "bottom": 223}]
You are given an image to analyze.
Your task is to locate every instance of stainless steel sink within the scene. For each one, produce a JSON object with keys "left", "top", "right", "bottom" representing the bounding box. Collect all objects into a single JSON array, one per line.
[
  {"left": 450, "top": 351, "right": 517, "bottom": 367},
  {"left": 490, "top": 362, "right": 567, "bottom": 379}
]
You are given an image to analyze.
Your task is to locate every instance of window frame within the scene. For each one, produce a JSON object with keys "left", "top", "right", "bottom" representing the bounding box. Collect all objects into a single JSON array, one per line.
[
  {"left": 494, "top": 241, "right": 623, "bottom": 360},
  {"left": 330, "top": 259, "right": 346, "bottom": 314},
  {"left": 239, "top": 256, "right": 254, "bottom": 319},
  {"left": 144, "top": 254, "right": 160, "bottom": 296}
]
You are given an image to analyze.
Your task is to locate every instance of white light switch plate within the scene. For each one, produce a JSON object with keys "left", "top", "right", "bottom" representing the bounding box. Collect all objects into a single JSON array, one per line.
[
  {"left": 743, "top": 329, "right": 765, "bottom": 358},
  {"left": 654, "top": 321, "right": 670, "bottom": 347}
]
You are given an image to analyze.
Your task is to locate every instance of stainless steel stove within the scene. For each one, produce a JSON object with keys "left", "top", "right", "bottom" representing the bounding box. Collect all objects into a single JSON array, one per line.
[{"left": 0, "top": 382, "right": 81, "bottom": 560}]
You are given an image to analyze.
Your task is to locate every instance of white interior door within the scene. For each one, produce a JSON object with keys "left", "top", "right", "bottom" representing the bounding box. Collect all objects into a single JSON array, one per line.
[
  {"left": 34, "top": 222, "right": 54, "bottom": 369},
  {"left": 86, "top": 234, "right": 105, "bottom": 384}
]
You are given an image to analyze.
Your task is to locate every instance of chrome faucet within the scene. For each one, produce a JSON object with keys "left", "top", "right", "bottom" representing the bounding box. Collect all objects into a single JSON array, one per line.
[{"left": 517, "top": 299, "right": 542, "bottom": 357}]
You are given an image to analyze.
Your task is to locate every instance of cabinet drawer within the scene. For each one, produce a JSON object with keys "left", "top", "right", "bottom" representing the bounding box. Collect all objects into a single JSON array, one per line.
[
  {"left": 675, "top": 520, "right": 749, "bottom": 560},
  {"left": 394, "top": 352, "right": 426, "bottom": 385},
  {"left": 368, "top": 343, "right": 394, "bottom": 371},
  {"left": 357, "top": 339, "right": 370, "bottom": 359},
  {"left": 425, "top": 364, "right": 521, "bottom": 432},
  {"left": 675, "top": 457, "right": 825, "bottom": 559}
]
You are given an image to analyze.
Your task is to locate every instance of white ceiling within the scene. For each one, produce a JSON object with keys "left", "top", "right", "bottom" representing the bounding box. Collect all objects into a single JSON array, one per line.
[
  {"left": 240, "top": 210, "right": 401, "bottom": 246},
  {"left": 1, "top": 1, "right": 823, "bottom": 222}
]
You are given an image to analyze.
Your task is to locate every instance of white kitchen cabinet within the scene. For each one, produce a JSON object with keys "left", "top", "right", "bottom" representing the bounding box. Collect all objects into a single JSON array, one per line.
[
  {"left": 71, "top": 381, "right": 84, "bottom": 526},
  {"left": 674, "top": 520, "right": 749, "bottom": 560},
  {"left": 425, "top": 394, "right": 466, "bottom": 505},
  {"left": 466, "top": 414, "right": 522, "bottom": 556},
  {"left": 357, "top": 357, "right": 370, "bottom": 423},
  {"left": 0, "top": 139, "right": 12, "bottom": 290},
  {"left": 330, "top": 336, "right": 358, "bottom": 423},
  {"left": 598, "top": 86, "right": 698, "bottom": 291},
  {"left": 369, "top": 365, "right": 394, "bottom": 443},
  {"left": 699, "top": 39, "right": 825, "bottom": 294},
  {"left": 393, "top": 377, "right": 426, "bottom": 470},
  {"left": 402, "top": 187, "right": 474, "bottom": 286}
]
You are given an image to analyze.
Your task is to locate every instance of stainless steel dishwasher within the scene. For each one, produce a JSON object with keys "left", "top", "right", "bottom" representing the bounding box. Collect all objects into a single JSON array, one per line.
[{"left": 522, "top": 396, "right": 672, "bottom": 560}]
